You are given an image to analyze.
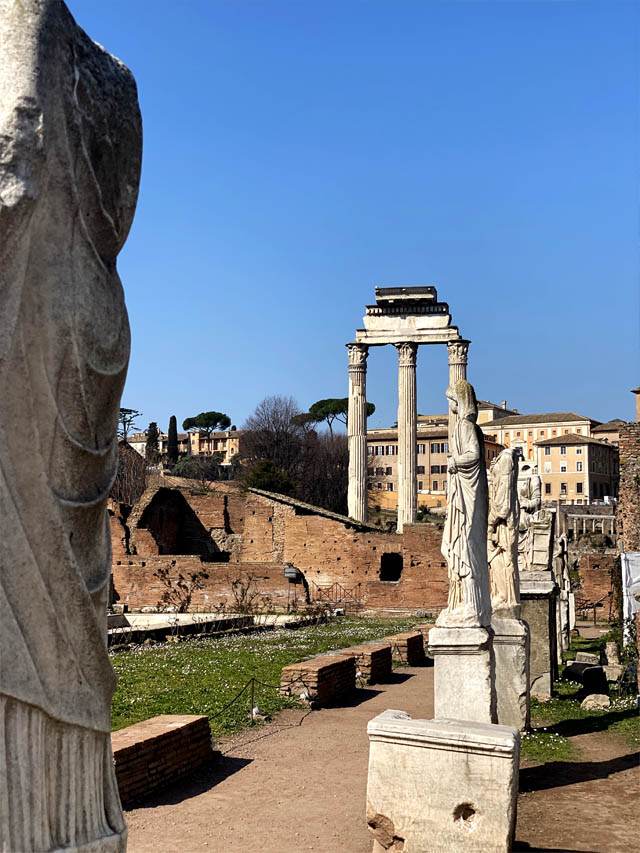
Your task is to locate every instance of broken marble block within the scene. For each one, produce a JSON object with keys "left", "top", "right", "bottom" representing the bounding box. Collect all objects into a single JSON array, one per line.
[{"left": 367, "top": 710, "right": 519, "bottom": 852}]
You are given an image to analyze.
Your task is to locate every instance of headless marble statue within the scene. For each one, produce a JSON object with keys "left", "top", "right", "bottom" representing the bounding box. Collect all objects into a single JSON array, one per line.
[
  {"left": 0, "top": 2, "right": 141, "bottom": 850},
  {"left": 488, "top": 448, "right": 521, "bottom": 618},
  {"left": 436, "top": 380, "right": 491, "bottom": 628}
]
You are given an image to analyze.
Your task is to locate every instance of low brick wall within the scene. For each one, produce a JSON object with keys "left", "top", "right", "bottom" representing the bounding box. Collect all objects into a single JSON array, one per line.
[
  {"left": 280, "top": 655, "right": 356, "bottom": 706},
  {"left": 111, "top": 715, "right": 215, "bottom": 806},
  {"left": 337, "top": 643, "right": 392, "bottom": 684},
  {"left": 386, "top": 631, "right": 425, "bottom": 666}
]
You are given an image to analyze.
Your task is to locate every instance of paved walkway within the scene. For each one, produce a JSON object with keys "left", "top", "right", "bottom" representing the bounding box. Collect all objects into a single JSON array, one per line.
[{"left": 124, "top": 662, "right": 637, "bottom": 853}]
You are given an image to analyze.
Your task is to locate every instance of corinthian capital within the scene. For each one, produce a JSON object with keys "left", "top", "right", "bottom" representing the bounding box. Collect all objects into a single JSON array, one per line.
[
  {"left": 395, "top": 341, "right": 418, "bottom": 367},
  {"left": 347, "top": 342, "right": 369, "bottom": 368},
  {"left": 447, "top": 339, "right": 470, "bottom": 365}
]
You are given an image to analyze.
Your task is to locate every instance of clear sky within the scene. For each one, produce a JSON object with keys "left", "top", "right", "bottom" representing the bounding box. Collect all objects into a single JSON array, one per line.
[{"left": 67, "top": 0, "right": 639, "bottom": 434}]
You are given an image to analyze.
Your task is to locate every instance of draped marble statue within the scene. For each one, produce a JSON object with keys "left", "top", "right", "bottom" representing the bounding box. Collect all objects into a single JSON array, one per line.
[
  {"left": 488, "top": 448, "right": 521, "bottom": 617},
  {"left": 436, "top": 380, "right": 491, "bottom": 628},
  {"left": 0, "top": 2, "right": 141, "bottom": 850},
  {"left": 517, "top": 461, "right": 542, "bottom": 571}
]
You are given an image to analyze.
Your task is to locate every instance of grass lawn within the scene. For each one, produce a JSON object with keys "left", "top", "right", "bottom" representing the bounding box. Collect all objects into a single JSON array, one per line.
[
  {"left": 522, "top": 632, "right": 639, "bottom": 763},
  {"left": 111, "top": 616, "right": 422, "bottom": 735}
]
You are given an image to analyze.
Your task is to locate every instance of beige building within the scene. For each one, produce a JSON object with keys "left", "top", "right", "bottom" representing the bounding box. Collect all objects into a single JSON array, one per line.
[
  {"left": 480, "top": 412, "right": 598, "bottom": 464},
  {"left": 367, "top": 418, "right": 503, "bottom": 510},
  {"left": 534, "top": 434, "right": 619, "bottom": 505},
  {"left": 590, "top": 419, "right": 625, "bottom": 446},
  {"left": 128, "top": 429, "right": 244, "bottom": 464}
]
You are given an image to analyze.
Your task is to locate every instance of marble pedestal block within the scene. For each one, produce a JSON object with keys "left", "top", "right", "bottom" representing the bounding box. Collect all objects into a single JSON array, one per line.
[
  {"left": 520, "top": 572, "right": 558, "bottom": 698},
  {"left": 429, "top": 627, "right": 497, "bottom": 724},
  {"left": 492, "top": 617, "right": 530, "bottom": 731},
  {"left": 556, "top": 591, "right": 571, "bottom": 665},
  {"left": 367, "top": 710, "right": 520, "bottom": 853}
]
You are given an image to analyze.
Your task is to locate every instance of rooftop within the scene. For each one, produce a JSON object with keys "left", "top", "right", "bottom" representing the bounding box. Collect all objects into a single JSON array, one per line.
[
  {"left": 534, "top": 434, "right": 616, "bottom": 448},
  {"left": 591, "top": 420, "right": 625, "bottom": 432},
  {"left": 481, "top": 412, "right": 597, "bottom": 427}
]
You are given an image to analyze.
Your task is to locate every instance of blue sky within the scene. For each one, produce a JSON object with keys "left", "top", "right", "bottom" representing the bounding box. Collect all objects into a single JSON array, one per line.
[{"left": 67, "top": 0, "right": 638, "bottom": 433}]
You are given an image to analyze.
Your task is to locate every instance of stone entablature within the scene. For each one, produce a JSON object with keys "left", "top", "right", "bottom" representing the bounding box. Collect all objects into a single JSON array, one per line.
[{"left": 347, "top": 286, "right": 468, "bottom": 529}]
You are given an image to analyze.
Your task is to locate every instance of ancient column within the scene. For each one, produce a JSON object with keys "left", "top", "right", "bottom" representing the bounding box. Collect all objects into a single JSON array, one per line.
[
  {"left": 0, "top": 2, "right": 141, "bottom": 850},
  {"left": 396, "top": 342, "right": 418, "bottom": 533},
  {"left": 447, "top": 340, "right": 470, "bottom": 444},
  {"left": 347, "top": 343, "right": 369, "bottom": 522}
]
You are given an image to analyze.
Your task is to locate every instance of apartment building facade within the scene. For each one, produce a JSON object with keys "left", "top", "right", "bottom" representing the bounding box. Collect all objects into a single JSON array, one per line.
[
  {"left": 534, "top": 434, "right": 619, "bottom": 504},
  {"left": 367, "top": 418, "right": 503, "bottom": 510},
  {"left": 128, "top": 429, "right": 244, "bottom": 465}
]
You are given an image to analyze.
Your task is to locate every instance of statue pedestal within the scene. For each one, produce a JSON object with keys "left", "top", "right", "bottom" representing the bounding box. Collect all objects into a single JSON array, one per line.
[
  {"left": 429, "top": 627, "right": 497, "bottom": 724},
  {"left": 367, "top": 711, "right": 519, "bottom": 853},
  {"left": 520, "top": 572, "right": 558, "bottom": 698},
  {"left": 492, "top": 616, "right": 530, "bottom": 731}
]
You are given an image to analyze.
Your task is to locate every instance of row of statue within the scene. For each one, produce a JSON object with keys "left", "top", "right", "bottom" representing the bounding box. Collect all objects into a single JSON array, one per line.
[{"left": 437, "top": 379, "right": 548, "bottom": 629}]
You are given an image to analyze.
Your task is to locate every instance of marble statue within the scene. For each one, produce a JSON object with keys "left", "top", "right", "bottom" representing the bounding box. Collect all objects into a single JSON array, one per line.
[
  {"left": 436, "top": 380, "right": 491, "bottom": 628},
  {"left": 488, "top": 448, "right": 521, "bottom": 617},
  {"left": 517, "top": 461, "right": 542, "bottom": 571},
  {"left": 0, "top": 1, "right": 141, "bottom": 850}
]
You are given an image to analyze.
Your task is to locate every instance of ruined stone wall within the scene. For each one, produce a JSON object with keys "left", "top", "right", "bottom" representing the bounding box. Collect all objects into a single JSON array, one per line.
[
  {"left": 618, "top": 422, "right": 640, "bottom": 552},
  {"left": 573, "top": 551, "right": 616, "bottom": 609},
  {"left": 111, "top": 485, "right": 450, "bottom": 612}
]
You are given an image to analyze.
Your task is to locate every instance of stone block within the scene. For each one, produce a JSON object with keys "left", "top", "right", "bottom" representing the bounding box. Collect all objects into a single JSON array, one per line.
[
  {"left": 604, "top": 663, "right": 625, "bottom": 682},
  {"left": 492, "top": 617, "right": 530, "bottom": 731},
  {"left": 280, "top": 654, "right": 356, "bottom": 706},
  {"left": 520, "top": 574, "right": 558, "bottom": 698},
  {"left": 337, "top": 643, "right": 392, "bottom": 684},
  {"left": 367, "top": 710, "right": 519, "bottom": 853},
  {"left": 576, "top": 652, "right": 600, "bottom": 664},
  {"left": 582, "top": 665, "right": 609, "bottom": 697},
  {"left": 605, "top": 642, "right": 620, "bottom": 665},
  {"left": 386, "top": 631, "right": 425, "bottom": 666},
  {"left": 581, "top": 694, "right": 610, "bottom": 710},
  {"left": 429, "top": 627, "right": 497, "bottom": 724}
]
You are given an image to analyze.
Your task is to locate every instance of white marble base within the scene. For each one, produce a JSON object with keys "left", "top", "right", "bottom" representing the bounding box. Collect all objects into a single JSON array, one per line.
[
  {"left": 367, "top": 710, "right": 520, "bottom": 853},
  {"left": 429, "top": 627, "right": 497, "bottom": 724},
  {"left": 492, "top": 616, "right": 530, "bottom": 731}
]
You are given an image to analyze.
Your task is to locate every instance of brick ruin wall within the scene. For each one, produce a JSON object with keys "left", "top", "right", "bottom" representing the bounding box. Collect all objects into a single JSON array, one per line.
[
  {"left": 573, "top": 551, "right": 617, "bottom": 610},
  {"left": 111, "top": 485, "right": 449, "bottom": 612},
  {"left": 618, "top": 422, "right": 640, "bottom": 552}
]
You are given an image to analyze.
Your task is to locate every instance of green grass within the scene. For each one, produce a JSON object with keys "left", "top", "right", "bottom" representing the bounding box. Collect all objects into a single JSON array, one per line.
[
  {"left": 521, "top": 637, "right": 639, "bottom": 763},
  {"left": 110, "top": 616, "right": 422, "bottom": 735}
]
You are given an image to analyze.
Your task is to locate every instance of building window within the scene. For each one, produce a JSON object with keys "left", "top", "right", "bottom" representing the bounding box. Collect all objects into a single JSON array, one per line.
[
  {"left": 552, "top": 430, "right": 557, "bottom": 435},
  {"left": 430, "top": 465, "right": 439, "bottom": 474},
  {"left": 528, "top": 431, "right": 533, "bottom": 436},
  {"left": 560, "top": 464, "right": 567, "bottom": 473},
  {"left": 418, "top": 481, "right": 423, "bottom": 490},
  {"left": 376, "top": 482, "right": 382, "bottom": 490},
  {"left": 386, "top": 482, "right": 394, "bottom": 492},
  {"left": 544, "top": 446, "right": 551, "bottom": 456},
  {"left": 544, "top": 462, "right": 551, "bottom": 473},
  {"left": 386, "top": 445, "right": 394, "bottom": 455},
  {"left": 385, "top": 467, "right": 392, "bottom": 475},
  {"left": 432, "top": 480, "right": 439, "bottom": 490},
  {"left": 577, "top": 461, "right": 583, "bottom": 472},
  {"left": 577, "top": 482, "right": 583, "bottom": 493},
  {"left": 367, "top": 467, "right": 374, "bottom": 476},
  {"left": 564, "top": 429, "right": 569, "bottom": 434},
  {"left": 539, "top": 430, "right": 545, "bottom": 437},
  {"left": 417, "top": 465, "right": 425, "bottom": 474},
  {"left": 545, "top": 483, "right": 551, "bottom": 494},
  {"left": 516, "top": 431, "right": 521, "bottom": 437},
  {"left": 560, "top": 445, "right": 567, "bottom": 456},
  {"left": 417, "top": 443, "right": 426, "bottom": 454},
  {"left": 560, "top": 482, "right": 567, "bottom": 494},
  {"left": 576, "top": 428, "right": 582, "bottom": 434},
  {"left": 367, "top": 446, "right": 373, "bottom": 456},
  {"left": 377, "top": 445, "right": 384, "bottom": 456},
  {"left": 376, "top": 467, "right": 384, "bottom": 476},
  {"left": 442, "top": 442, "right": 449, "bottom": 453},
  {"left": 440, "top": 465, "right": 448, "bottom": 474},
  {"left": 431, "top": 442, "right": 441, "bottom": 453},
  {"left": 576, "top": 448, "right": 582, "bottom": 455}
]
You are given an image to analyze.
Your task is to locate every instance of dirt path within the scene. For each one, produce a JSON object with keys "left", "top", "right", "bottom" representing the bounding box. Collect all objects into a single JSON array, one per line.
[{"left": 124, "top": 665, "right": 637, "bottom": 853}]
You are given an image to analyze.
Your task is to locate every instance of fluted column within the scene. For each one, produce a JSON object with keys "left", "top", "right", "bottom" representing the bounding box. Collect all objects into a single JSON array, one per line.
[
  {"left": 447, "top": 339, "right": 470, "bottom": 444},
  {"left": 396, "top": 342, "right": 418, "bottom": 533},
  {"left": 347, "top": 343, "right": 369, "bottom": 522}
]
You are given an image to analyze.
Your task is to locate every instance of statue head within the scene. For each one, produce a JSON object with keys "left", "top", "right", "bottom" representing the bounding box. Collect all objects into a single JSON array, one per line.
[{"left": 446, "top": 380, "right": 478, "bottom": 422}]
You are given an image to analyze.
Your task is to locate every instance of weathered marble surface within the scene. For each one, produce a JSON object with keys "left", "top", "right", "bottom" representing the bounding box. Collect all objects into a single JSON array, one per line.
[
  {"left": 437, "top": 380, "right": 491, "bottom": 629},
  {"left": 488, "top": 448, "right": 521, "bottom": 618},
  {"left": 429, "top": 627, "right": 497, "bottom": 724},
  {"left": 492, "top": 617, "right": 530, "bottom": 731},
  {"left": 367, "top": 710, "right": 519, "bottom": 852},
  {"left": 0, "top": 1, "right": 141, "bottom": 849}
]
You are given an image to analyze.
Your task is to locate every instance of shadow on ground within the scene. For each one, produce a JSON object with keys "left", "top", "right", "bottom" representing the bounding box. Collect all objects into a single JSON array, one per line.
[
  {"left": 127, "top": 755, "right": 252, "bottom": 810},
  {"left": 520, "top": 750, "right": 639, "bottom": 793}
]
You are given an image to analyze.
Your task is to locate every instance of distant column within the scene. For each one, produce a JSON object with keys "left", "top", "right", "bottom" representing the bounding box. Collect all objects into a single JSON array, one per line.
[
  {"left": 447, "top": 340, "right": 470, "bottom": 444},
  {"left": 347, "top": 343, "right": 369, "bottom": 522},
  {"left": 396, "top": 342, "right": 418, "bottom": 533}
]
